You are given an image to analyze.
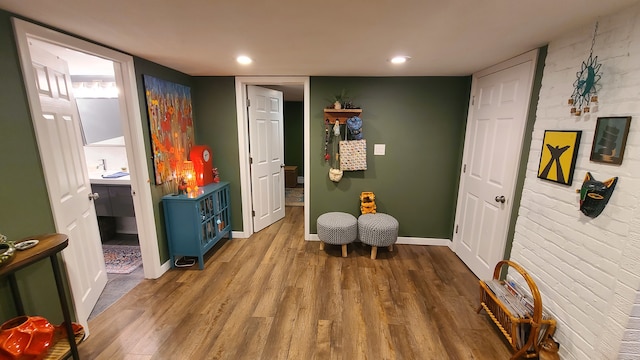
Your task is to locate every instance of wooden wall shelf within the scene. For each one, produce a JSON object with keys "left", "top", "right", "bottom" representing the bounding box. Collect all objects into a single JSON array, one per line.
[{"left": 324, "top": 109, "right": 362, "bottom": 124}]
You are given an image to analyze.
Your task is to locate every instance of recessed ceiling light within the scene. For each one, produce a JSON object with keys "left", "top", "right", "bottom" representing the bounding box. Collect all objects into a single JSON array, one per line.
[
  {"left": 237, "top": 55, "right": 252, "bottom": 65},
  {"left": 390, "top": 56, "right": 411, "bottom": 64}
]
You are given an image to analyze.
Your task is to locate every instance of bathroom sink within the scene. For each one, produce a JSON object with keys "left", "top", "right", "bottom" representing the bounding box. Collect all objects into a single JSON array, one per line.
[
  {"left": 89, "top": 172, "right": 131, "bottom": 185},
  {"left": 101, "top": 171, "right": 129, "bottom": 178}
]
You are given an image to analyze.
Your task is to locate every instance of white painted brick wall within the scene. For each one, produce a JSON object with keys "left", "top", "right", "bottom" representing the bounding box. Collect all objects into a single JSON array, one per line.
[
  {"left": 509, "top": 3, "right": 640, "bottom": 359},
  {"left": 620, "top": 292, "right": 640, "bottom": 359}
]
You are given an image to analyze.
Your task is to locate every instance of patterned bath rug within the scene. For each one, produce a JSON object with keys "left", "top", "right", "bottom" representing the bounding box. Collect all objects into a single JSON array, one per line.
[
  {"left": 103, "top": 245, "right": 142, "bottom": 274},
  {"left": 285, "top": 187, "right": 304, "bottom": 207}
]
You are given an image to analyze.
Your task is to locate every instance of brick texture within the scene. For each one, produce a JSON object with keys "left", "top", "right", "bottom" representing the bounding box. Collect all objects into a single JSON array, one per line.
[{"left": 509, "top": 3, "right": 640, "bottom": 359}]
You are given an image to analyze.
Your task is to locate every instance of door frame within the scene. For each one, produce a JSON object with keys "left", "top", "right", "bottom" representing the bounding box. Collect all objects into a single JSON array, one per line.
[
  {"left": 12, "top": 19, "right": 165, "bottom": 281},
  {"left": 451, "top": 50, "right": 538, "bottom": 267},
  {"left": 235, "top": 77, "right": 310, "bottom": 239}
]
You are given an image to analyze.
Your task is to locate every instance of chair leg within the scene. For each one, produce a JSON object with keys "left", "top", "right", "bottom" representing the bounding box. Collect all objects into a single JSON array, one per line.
[
  {"left": 320, "top": 241, "right": 325, "bottom": 251},
  {"left": 371, "top": 246, "right": 378, "bottom": 259},
  {"left": 342, "top": 244, "right": 347, "bottom": 258},
  {"left": 388, "top": 244, "right": 394, "bottom": 252}
]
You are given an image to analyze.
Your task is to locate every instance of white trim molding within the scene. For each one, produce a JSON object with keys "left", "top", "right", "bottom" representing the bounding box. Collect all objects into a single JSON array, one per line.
[
  {"left": 234, "top": 77, "right": 310, "bottom": 239},
  {"left": 308, "top": 233, "right": 451, "bottom": 247},
  {"left": 11, "top": 19, "right": 164, "bottom": 281}
]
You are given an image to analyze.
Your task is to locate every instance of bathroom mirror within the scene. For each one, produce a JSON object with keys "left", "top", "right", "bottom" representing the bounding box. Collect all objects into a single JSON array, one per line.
[{"left": 76, "top": 97, "right": 124, "bottom": 146}]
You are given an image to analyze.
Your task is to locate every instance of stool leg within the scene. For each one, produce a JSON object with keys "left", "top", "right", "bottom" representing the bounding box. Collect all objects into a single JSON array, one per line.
[
  {"left": 388, "top": 244, "right": 394, "bottom": 252},
  {"left": 320, "top": 241, "right": 325, "bottom": 251},
  {"left": 342, "top": 244, "right": 347, "bottom": 258},
  {"left": 371, "top": 246, "right": 378, "bottom": 260}
]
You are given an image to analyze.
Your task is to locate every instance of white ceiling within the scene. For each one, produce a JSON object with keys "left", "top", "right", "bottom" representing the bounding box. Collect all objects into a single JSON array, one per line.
[{"left": 2, "top": 0, "right": 638, "bottom": 78}]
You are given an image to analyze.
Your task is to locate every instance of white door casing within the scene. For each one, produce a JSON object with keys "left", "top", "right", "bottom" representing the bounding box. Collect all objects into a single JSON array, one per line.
[
  {"left": 452, "top": 50, "right": 538, "bottom": 280},
  {"left": 13, "top": 18, "right": 167, "bottom": 334},
  {"left": 24, "top": 43, "right": 107, "bottom": 328},
  {"left": 235, "top": 77, "right": 310, "bottom": 239},
  {"left": 247, "top": 85, "right": 285, "bottom": 232}
]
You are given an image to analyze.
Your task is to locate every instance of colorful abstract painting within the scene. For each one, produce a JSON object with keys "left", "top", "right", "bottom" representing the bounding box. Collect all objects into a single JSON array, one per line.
[
  {"left": 537, "top": 130, "right": 582, "bottom": 186},
  {"left": 143, "top": 75, "right": 194, "bottom": 184}
]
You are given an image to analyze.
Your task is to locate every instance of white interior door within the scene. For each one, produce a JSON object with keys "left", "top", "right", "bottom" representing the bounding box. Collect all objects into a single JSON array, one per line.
[
  {"left": 453, "top": 51, "right": 537, "bottom": 280},
  {"left": 25, "top": 42, "right": 107, "bottom": 328},
  {"left": 248, "top": 85, "right": 285, "bottom": 232}
]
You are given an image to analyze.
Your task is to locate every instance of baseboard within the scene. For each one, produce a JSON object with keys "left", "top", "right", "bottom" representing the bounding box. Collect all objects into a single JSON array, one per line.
[
  {"left": 159, "top": 260, "right": 171, "bottom": 274},
  {"left": 231, "top": 230, "right": 248, "bottom": 239},
  {"left": 143, "top": 259, "right": 171, "bottom": 279},
  {"left": 396, "top": 237, "right": 450, "bottom": 246},
  {"left": 307, "top": 234, "right": 450, "bottom": 246}
]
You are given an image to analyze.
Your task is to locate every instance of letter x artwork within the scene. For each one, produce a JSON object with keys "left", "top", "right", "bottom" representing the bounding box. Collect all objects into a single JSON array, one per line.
[{"left": 537, "top": 130, "right": 582, "bottom": 186}]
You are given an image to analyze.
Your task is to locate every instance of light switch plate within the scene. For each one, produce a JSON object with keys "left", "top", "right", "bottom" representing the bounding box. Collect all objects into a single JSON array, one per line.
[{"left": 374, "top": 144, "right": 386, "bottom": 156}]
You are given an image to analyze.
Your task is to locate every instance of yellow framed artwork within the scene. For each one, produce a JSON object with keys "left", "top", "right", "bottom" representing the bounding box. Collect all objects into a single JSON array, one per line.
[{"left": 537, "top": 130, "right": 582, "bottom": 186}]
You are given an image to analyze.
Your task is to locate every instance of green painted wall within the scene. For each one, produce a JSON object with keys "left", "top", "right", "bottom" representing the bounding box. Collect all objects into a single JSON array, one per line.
[
  {"left": 0, "top": 6, "right": 540, "bottom": 326},
  {"left": 310, "top": 77, "right": 471, "bottom": 238},
  {"left": 284, "top": 101, "right": 304, "bottom": 177},
  {"left": 132, "top": 58, "right": 194, "bottom": 263},
  {"left": 0, "top": 9, "right": 68, "bottom": 324},
  {"left": 191, "top": 77, "right": 243, "bottom": 231}
]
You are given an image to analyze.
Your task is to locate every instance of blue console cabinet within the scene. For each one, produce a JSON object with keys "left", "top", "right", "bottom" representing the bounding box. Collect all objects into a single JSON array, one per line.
[{"left": 162, "top": 181, "right": 232, "bottom": 269}]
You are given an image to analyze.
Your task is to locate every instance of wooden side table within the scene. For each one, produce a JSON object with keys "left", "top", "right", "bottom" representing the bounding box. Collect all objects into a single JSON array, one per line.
[{"left": 0, "top": 234, "right": 80, "bottom": 359}]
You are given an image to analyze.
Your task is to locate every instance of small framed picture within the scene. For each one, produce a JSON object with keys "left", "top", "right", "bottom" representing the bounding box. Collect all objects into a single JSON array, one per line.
[
  {"left": 590, "top": 116, "right": 632, "bottom": 165},
  {"left": 537, "top": 130, "right": 582, "bottom": 186}
]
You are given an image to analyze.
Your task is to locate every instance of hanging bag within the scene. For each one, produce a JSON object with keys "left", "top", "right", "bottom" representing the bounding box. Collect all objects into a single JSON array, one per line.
[
  {"left": 346, "top": 116, "right": 363, "bottom": 140},
  {"left": 329, "top": 121, "right": 343, "bottom": 182},
  {"left": 329, "top": 167, "right": 343, "bottom": 182},
  {"left": 339, "top": 140, "right": 367, "bottom": 171},
  {"left": 340, "top": 118, "right": 367, "bottom": 171}
]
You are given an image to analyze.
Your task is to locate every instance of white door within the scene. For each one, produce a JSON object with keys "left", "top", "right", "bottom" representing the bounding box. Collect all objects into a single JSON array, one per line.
[
  {"left": 248, "top": 85, "right": 285, "bottom": 232},
  {"left": 453, "top": 51, "right": 537, "bottom": 280},
  {"left": 25, "top": 42, "right": 107, "bottom": 327}
]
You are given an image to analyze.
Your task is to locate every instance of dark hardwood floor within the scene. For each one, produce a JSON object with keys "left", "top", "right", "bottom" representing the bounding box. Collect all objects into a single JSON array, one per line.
[{"left": 79, "top": 206, "right": 512, "bottom": 359}]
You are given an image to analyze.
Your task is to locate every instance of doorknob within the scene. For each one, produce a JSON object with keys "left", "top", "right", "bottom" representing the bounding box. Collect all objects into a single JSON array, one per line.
[
  {"left": 280, "top": 164, "right": 285, "bottom": 168},
  {"left": 495, "top": 195, "right": 505, "bottom": 203},
  {"left": 88, "top": 192, "right": 100, "bottom": 201}
]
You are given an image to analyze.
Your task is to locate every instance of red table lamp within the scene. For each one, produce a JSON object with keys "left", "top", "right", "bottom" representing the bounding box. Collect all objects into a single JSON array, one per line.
[{"left": 189, "top": 145, "right": 214, "bottom": 186}]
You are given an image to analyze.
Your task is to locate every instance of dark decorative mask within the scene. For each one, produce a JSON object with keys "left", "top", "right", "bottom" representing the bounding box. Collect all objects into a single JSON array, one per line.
[{"left": 579, "top": 172, "right": 617, "bottom": 218}]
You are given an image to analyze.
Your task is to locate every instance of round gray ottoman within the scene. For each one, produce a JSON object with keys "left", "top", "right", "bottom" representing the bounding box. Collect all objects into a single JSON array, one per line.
[
  {"left": 358, "top": 213, "right": 399, "bottom": 259},
  {"left": 317, "top": 212, "right": 358, "bottom": 257}
]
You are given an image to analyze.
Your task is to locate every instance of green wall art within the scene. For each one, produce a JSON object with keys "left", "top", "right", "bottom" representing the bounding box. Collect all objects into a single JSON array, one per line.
[{"left": 568, "top": 22, "right": 602, "bottom": 116}]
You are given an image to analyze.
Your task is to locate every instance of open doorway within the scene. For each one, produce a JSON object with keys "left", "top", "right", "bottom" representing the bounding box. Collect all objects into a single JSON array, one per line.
[
  {"left": 262, "top": 86, "right": 305, "bottom": 208},
  {"left": 13, "top": 18, "right": 164, "bottom": 330},
  {"left": 27, "top": 38, "right": 144, "bottom": 320},
  {"left": 235, "top": 77, "right": 310, "bottom": 239}
]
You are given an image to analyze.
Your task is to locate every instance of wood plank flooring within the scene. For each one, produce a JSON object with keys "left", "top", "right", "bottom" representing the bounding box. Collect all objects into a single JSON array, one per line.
[{"left": 79, "top": 207, "right": 513, "bottom": 359}]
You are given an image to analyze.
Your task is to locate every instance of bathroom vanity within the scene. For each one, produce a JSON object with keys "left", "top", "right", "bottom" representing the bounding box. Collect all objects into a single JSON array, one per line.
[{"left": 90, "top": 173, "right": 135, "bottom": 241}]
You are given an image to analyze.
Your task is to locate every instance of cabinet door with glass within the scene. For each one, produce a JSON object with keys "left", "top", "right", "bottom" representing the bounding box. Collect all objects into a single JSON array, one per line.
[{"left": 162, "top": 182, "right": 231, "bottom": 269}]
